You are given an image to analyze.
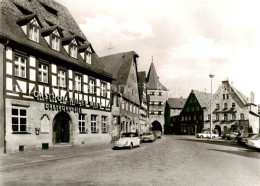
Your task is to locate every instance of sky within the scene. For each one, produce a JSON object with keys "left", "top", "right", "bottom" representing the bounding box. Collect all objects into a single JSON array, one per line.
[{"left": 58, "top": 0, "right": 260, "bottom": 103}]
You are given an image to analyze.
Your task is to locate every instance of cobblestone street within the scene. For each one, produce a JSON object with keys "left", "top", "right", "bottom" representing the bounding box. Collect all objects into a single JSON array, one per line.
[{"left": 1, "top": 135, "right": 259, "bottom": 186}]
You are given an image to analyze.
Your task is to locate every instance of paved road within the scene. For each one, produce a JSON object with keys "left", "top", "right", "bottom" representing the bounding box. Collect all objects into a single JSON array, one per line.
[{"left": 1, "top": 136, "right": 259, "bottom": 186}]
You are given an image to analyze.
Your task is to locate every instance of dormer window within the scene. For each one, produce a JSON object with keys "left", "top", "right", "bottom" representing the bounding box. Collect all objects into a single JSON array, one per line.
[
  {"left": 17, "top": 14, "right": 43, "bottom": 43},
  {"left": 86, "top": 52, "right": 91, "bottom": 65},
  {"left": 51, "top": 30, "right": 61, "bottom": 51},
  {"left": 28, "top": 18, "right": 40, "bottom": 42},
  {"left": 79, "top": 45, "right": 93, "bottom": 65},
  {"left": 42, "top": 27, "right": 63, "bottom": 52},
  {"left": 70, "top": 45, "right": 77, "bottom": 58}
]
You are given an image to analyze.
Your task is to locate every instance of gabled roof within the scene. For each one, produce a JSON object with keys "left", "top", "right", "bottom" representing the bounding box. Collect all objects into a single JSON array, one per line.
[
  {"left": 167, "top": 98, "right": 187, "bottom": 109},
  {"left": 16, "top": 13, "right": 43, "bottom": 28},
  {"left": 41, "top": 25, "right": 64, "bottom": 37},
  {"left": 0, "top": 0, "right": 111, "bottom": 80},
  {"left": 192, "top": 90, "right": 212, "bottom": 109},
  {"left": 138, "top": 71, "right": 146, "bottom": 101},
  {"left": 100, "top": 51, "right": 138, "bottom": 86},
  {"left": 146, "top": 62, "right": 168, "bottom": 91}
]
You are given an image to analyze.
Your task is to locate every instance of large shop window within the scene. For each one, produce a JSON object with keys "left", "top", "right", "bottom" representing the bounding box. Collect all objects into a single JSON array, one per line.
[
  {"left": 28, "top": 20, "right": 39, "bottom": 42},
  {"left": 101, "top": 116, "right": 107, "bottom": 133},
  {"left": 91, "top": 115, "right": 97, "bottom": 133},
  {"left": 101, "top": 83, "right": 107, "bottom": 97},
  {"left": 38, "top": 63, "right": 48, "bottom": 83},
  {"left": 75, "top": 75, "right": 82, "bottom": 92},
  {"left": 79, "top": 114, "right": 85, "bottom": 133},
  {"left": 58, "top": 70, "right": 66, "bottom": 88},
  {"left": 12, "top": 107, "right": 27, "bottom": 133},
  {"left": 15, "top": 56, "right": 26, "bottom": 78},
  {"left": 89, "top": 79, "right": 95, "bottom": 94}
]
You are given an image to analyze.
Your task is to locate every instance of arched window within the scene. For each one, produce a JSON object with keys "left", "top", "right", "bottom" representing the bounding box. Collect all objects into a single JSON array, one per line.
[
  {"left": 224, "top": 126, "right": 227, "bottom": 132},
  {"left": 232, "top": 103, "right": 236, "bottom": 108},
  {"left": 240, "top": 113, "right": 245, "bottom": 120},
  {"left": 224, "top": 103, "right": 228, "bottom": 109}
]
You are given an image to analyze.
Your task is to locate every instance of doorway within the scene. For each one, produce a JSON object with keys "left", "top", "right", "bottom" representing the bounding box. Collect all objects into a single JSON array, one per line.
[{"left": 53, "top": 112, "right": 71, "bottom": 143}]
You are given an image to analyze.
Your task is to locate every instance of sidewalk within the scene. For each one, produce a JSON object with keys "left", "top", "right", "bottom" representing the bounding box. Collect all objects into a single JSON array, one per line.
[{"left": 0, "top": 143, "right": 114, "bottom": 168}]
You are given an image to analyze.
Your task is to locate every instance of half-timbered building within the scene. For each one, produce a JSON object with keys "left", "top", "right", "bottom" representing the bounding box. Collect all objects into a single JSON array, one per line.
[{"left": 0, "top": 0, "right": 113, "bottom": 153}]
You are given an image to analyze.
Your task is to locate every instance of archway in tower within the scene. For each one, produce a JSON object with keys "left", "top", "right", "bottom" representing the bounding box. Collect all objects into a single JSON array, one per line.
[{"left": 151, "top": 120, "right": 162, "bottom": 132}]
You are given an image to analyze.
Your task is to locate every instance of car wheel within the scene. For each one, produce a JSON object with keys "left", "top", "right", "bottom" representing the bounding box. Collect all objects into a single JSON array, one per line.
[
  {"left": 200, "top": 136, "right": 203, "bottom": 139},
  {"left": 129, "top": 143, "right": 133, "bottom": 149}
]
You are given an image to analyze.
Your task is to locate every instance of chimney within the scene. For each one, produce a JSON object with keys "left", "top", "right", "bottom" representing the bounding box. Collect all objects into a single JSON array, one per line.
[{"left": 250, "top": 91, "right": 255, "bottom": 103}]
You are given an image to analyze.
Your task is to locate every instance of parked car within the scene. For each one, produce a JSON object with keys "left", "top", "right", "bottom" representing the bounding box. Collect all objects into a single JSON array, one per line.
[
  {"left": 114, "top": 133, "right": 141, "bottom": 149},
  {"left": 244, "top": 134, "right": 260, "bottom": 145},
  {"left": 141, "top": 132, "right": 156, "bottom": 142},
  {"left": 222, "top": 132, "right": 238, "bottom": 140},
  {"left": 246, "top": 136, "right": 260, "bottom": 150},
  {"left": 195, "top": 131, "right": 218, "bottom": 139},
  {"left": 236, "top": 133, "right": 258, "bottom": 145},
  {"left": 153, "top": 130, "right": 162, "bottom": 139}
]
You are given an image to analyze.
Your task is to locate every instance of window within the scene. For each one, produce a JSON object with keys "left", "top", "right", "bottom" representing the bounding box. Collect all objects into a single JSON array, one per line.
[
  {"left": 38, "top": 63, "right": 48, "bottom": 83},
  {"left": 216, "top": 114, "right": 219, "bottom": 121},
  {"left": 70, "top": 45, "right": 77, "bottom": 58},
  {"left": 91, "top": 115, "right": 97, "bottom": 133},
  {"left": 130, "top": 104, "right": 132, "bottom": 112},
  {"left": 224, "top": 126, "right": 227, "bottom": 132},
  {"left": 226, "top": 94, "right": 229, "bottom": 99},
  {"left": 150, "top": 92, "right": 155, "bottom": 95},
  {"left": 232, "top": 103, "right": 236, "bottom": 109},
  {"left": 101, "top": 116, "right": 107, "bottom": 133},
  {"left": 194, "top": 115, "right": 197, "bottom": 120},
  {"left": 75, "top": 75, "right": 82, "bottom": 92},
  {"left": 58, "top": 70, "right": 66, "bottom": 88},
  {"left": 121, "top": 101, "right": 125, "bottom": 109},
  {"left": 15, "top": 56, "right": 26, "bottom": 78},
  {"left": 224, "top": 114, "right": 228, "bottom": 121},
  {"left": 79, "top": 114, "right": 85, "bottom": 133},
  {"left": 86, "top": 52, "right": 91, "bottom": 65},
  {"left": 208, "top": 115, "right": 211, "bottom": 120},
  {"left": 126, "top": 102, "right": 128, "bottom": 111},
  {"left": 232, "top": 114, "right": 236, "bottom": 120},
  {"left": 240, "top": 113, "right": 245, "bottom": 120},
  {"left": 51, "top": 35, "right": 60, "bottom": 51},
  {"left": 28, "top": 21, "right": 39, "bottom": 42},
  {"left": 224, "top": 103, "right": 228, "bottom": 109},
  {"left": 216, "top": 104, "right": 220, "bottom": 110},
  {"left": 12, "top": 107, "right": 27, "bottom": 132},
  {"left": 158, "top": 92, "right": 162, "bottom": 96},
  {"left": 223, "top": 94, "right": 225, "bottom": 99},
  {"left": 101, "top": 83, "right": 107, "bottom": 97},
  {"left": 89, "top": 79, "right": 95, "bottom": 94}
]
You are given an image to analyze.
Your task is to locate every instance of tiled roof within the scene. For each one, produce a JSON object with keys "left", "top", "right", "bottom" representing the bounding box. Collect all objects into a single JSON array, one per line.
[
  {"left": 138, "top": 71, "right": 146, "bottom": 101},
  {"left": 100, "top": 51, "right": 140, "bottom": 105},
  {"left": 100, "top": 51, "right": 138, "bottom": 86},
  {"left": 0, "top": 0, "right": 112, "bottom": 79},
  {"left": 167, "top": 98, "right": 187, "bottom": 109},
  {"left": 230, "top": 85, "right": 248, "bottom": 104},
  {"left": 146, "top": 62, "right": 168, "bottom": 91},
  {"left": 192, "top": 90, "right": 212, "bottom": 109}
]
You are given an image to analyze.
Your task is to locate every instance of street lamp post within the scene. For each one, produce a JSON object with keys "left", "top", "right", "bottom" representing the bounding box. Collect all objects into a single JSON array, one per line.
[{"left": 209, "top": 73, "right": 215, "bottom": 139}]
